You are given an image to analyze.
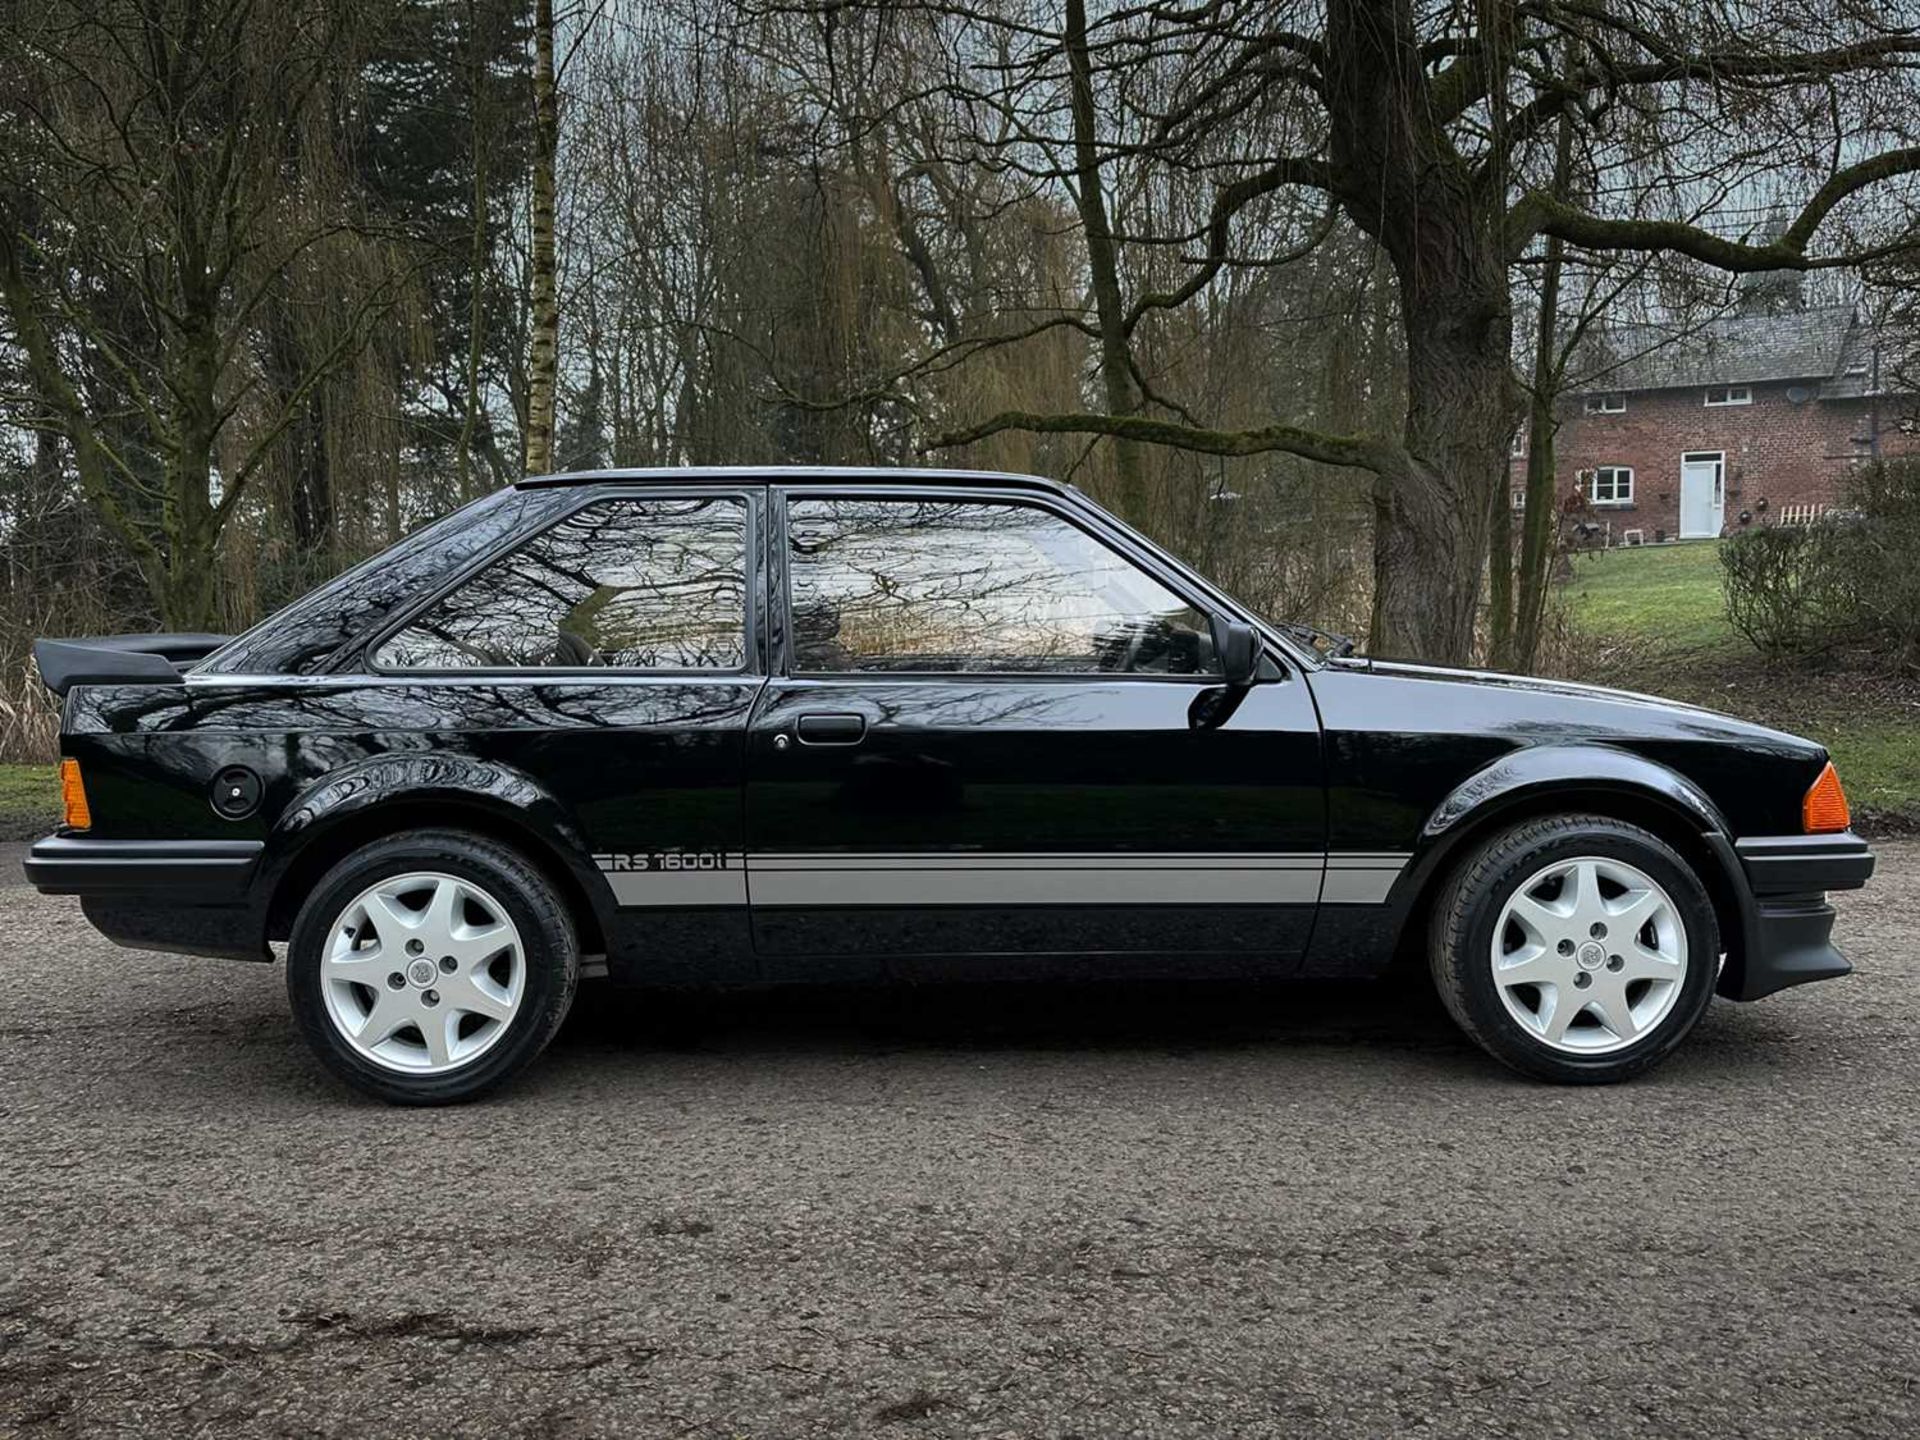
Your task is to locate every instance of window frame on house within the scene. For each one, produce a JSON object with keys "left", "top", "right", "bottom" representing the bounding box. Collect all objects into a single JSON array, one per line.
[
  {"left": 1703, "top": 384, "right": 1753, "bottom": 407},
  {"left": 1587, "top": 466, "right": 1634, "bottom": 507},
  {"left": 1583, "top": 392, "right": 1627, "bottom": 415}
]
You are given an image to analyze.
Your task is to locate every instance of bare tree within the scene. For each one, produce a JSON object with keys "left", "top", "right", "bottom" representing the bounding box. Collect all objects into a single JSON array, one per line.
[
  {"left": 874, "top": 2, "right": 1920, "bottom": 662},
  {"left": 0, "top": 0, "right": 414, "bottom": 628}
]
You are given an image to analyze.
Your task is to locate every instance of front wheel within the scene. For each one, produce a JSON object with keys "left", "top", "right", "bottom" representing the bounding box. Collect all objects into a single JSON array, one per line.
[
  {"left": 1428, "top": 815, "right": 1720, "bottom": 1084},
  {"left": 287, "top": 829, "right": 579, "bottom": 1105}
]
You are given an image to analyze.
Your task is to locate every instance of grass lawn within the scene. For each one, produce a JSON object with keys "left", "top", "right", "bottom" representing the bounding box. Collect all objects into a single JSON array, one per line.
[
  {"left": 1565, "top": 541, "right": 1920, "bottom": 833},
  {"left": 0, "top": 763, "right": 57, "bottom": 841},
  {"left": 1564, "top": 541, "right": 1729, "bottom": 655}
]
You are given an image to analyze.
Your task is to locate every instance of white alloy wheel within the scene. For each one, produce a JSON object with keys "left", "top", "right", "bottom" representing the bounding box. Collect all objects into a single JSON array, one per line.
[
  {"left": 1490, "top": 854, "right": 1689, "bottom": 1055},
  {"left": 320, "top": 871, "right": 526, "bottom": 1074}
]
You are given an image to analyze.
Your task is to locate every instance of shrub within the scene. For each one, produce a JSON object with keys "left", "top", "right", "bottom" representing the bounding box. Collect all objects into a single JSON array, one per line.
[
  {"left": 1832, "top": 459, "right": 1920, "bottom": 665},
  {"left": 1721, "top": 459, "right": 1920, "bottom": 666},
  {"left": 1719, "top": 521, "right": 1856, "bottom": 658}
]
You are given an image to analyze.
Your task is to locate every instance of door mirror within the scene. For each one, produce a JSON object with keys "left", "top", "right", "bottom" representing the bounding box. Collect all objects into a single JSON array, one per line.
[{"left": 1212, "top": 616, "right": 1259, "bottom": 687}]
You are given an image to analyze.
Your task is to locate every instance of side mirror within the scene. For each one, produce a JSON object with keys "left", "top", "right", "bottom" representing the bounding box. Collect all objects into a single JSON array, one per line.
[{"left": 1211, "top": 616, "right": 1259, "bottom": 687}]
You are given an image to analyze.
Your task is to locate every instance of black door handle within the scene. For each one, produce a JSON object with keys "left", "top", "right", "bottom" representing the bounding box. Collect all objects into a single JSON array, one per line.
[{"left": 795, "top": 712, "right": 867, "bottom": 745}]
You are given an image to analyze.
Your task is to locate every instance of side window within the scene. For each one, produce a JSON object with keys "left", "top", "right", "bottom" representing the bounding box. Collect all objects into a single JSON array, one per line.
[
  {"left": 786, "top": 497, "right": 1220, "bottom": 676},
  {"left": 374, "top": 496, "right": 747, "bottom": 671}
]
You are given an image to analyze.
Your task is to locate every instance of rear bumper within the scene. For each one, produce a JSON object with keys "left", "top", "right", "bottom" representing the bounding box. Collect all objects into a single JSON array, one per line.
[
  {"left": 24, "top": 835, "right": 262, "bottom": 899},
  {"left": 1719, "top": 833, "right": 1874, "bottom": 1001},
  {"left": 23, "top": 835, "right": 270, "bottom": 962}
]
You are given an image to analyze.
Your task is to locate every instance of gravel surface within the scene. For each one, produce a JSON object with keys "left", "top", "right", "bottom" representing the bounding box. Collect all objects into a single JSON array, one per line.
[{"left": 2, "top": 840, "right": 1916, "bottom": 1438}]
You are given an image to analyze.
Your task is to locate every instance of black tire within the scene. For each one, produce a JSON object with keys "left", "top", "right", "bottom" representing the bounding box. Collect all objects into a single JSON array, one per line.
[
  {"left": 287, "top": 829, "right": 579, "bottom": 1105},
  {"left": 1428, "top": 814, "right": 1720, "bottom": 1084}
]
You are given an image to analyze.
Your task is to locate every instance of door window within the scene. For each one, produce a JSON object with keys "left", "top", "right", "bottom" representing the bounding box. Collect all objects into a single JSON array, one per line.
[
  {"left": 785, "top": 497, "right": 1218, "bottom": 675},
  {"left": 374, "top": 496, "right": 748, "bottom": 671}
]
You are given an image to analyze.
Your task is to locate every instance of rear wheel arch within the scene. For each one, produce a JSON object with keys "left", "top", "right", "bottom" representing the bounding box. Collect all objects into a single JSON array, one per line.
[{"left": 264, "top": 799, "right": 608, "bottom": 957}]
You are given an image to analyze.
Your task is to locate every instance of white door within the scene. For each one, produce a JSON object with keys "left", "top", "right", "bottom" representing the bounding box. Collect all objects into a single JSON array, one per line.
[{"left": 1680, "top": 453, "right": 1724, "bottom": 538}]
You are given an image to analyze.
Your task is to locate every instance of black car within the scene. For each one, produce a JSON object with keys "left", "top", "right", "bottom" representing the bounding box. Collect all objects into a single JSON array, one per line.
[{"left": 25, "top": 467, "right": 1874, "bottom": 1103}]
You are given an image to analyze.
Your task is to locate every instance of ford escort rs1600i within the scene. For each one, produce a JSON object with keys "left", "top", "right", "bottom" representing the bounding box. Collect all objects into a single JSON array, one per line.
[{"left": 26, "top": 468, "right": 1873, "bottom": 1102}]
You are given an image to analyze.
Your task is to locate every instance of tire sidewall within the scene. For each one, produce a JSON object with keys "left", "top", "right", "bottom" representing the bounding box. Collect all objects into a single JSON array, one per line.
[
  {"left": 287, "top": 832, "right": 577, "bottom": 1104},
  {"left": 1442, "top": 821, "right": 1719, "bottom": 1082}
]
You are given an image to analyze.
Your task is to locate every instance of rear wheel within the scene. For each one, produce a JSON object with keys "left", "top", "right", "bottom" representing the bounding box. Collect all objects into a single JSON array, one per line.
[
  {"left": 287, "top": 829, "right": 578, "bottom": 1104},
  {"left": 1429, "top": 815, "right": 1719, "bottom": 1083}
]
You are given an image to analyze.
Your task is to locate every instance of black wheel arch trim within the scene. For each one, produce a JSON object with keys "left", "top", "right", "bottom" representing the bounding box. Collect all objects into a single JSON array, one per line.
[
  {"left": 260, "top": 754, "right": 616, "bottom": 946},
  {"left": 1396, "top": 744, "right": 1733, "bottom": 903},
  {"left": 1390, "top": 744, "right": 1869, "bottom": 1003},
  {"left": 1386, "top": 743, "right": 1751, "bottom": 981}
]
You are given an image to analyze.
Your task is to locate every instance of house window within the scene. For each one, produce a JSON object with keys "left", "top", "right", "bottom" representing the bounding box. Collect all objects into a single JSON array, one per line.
[
  {"left": 1511, "top": 488, "right": 1526, "bottom": 512},
  {"left": 1510, "top": 428, "right": 1527, "bottom": 458},
  {"left": 1584, "top": 393, "right": 1626, "bottom": 415},
  {"left": 1704, "top": 384, "right": 1752, "bottom": 407},
  {"left": 1589, "top": 467, "right": 1634, "bottom": 506}
]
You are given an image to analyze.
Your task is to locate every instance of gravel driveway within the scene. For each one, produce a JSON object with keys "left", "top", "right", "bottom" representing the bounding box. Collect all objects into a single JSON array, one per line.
[{"left": 2, "top": 840, "right": 1915, "bottom": 1438}]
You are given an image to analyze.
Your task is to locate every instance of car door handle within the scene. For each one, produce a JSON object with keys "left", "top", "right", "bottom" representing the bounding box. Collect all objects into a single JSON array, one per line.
[{"left": 795, "top": 712, "right": 867, "bottom": 746}]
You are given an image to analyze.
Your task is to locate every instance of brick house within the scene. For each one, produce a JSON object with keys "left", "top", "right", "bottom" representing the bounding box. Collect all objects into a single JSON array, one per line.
[{"left": 1517, "top": 303, "right": 1916, "bottom": 543}]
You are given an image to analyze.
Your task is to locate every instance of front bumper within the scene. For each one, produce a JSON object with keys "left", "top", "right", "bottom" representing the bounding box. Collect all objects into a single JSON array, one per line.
[
  {"left": 23, "top": 835, "right": 270, "bottom": 961},
  {"left": 1720, "top": 833, "right": 1874, "bottom": 1001}
]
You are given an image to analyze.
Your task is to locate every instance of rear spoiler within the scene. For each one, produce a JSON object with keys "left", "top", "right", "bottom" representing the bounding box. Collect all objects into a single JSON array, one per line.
[{"left": 33, "top": 634, "right": 231, "bottom": 697}]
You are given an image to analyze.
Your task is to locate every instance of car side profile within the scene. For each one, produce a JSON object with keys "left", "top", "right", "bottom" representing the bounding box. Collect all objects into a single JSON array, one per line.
[{"left": 25, "top": 467, "right": 1874, "bottom": 1103}]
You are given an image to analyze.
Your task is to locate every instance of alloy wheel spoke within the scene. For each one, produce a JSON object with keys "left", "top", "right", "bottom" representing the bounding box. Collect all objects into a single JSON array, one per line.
[
  {"left": 419, "top": 1010, "right": 455, "bottom": 1068},
  {"left": 1605, "top": 888, "right": 1662, "bottom": 941},
  {"left": 1541, "top": 984, "right": 1591, "bottom": 1043},
  {"left": 325, "top": 947, "right": 390, "bottom": 978},
  {"left": 1622, "top": 940, "right": 1683, "bottom": 983},
  {"left": 363, "top": 890, "right": 422, "bottom": 953},
  {"left": 1595, "top": 986, "right": 1640, "bottom": 1042},
  {"left": 357, "top": 992, "right": 408, "bottom": 1048},
  {"left": 449, "top": 973, "right": 515, "bottom": 1022},
  {"left": 1568, "top": 860, "right": 1605, "bottom": 921},
  {"left": 421, "top": 878, "right": 465, "bottom": 948},
  {"left": 1508, "top": 893, "right": 1570, "bottom": 938},
  {"left": 1494, "top": 944, "right": 1561, "bottom": 988}
]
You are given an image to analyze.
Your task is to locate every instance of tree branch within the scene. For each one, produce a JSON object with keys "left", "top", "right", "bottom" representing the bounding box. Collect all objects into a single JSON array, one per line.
[
  {"left": 1511, "top": 145, "right": 1920, "bottom": 267},
  {"left": 924, "top": 408, "right": 1404, "bottom": 475}
]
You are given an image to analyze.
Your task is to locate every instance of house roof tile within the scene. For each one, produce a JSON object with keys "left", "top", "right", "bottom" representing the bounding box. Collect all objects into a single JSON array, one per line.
[{"left": 1576, "top": 304, "right": 1858, "bottom": 394}]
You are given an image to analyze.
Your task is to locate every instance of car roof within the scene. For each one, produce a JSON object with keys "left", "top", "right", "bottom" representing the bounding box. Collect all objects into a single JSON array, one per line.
[{"left": 516, "top": 465, "right": 1071, "bottom": 494}]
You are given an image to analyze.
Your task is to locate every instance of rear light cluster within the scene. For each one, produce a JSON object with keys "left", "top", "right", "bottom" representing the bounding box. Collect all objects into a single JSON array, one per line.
[
  {"left": 1802, "top": 761, "right": 1851, "bottom": 834},
  {"left": 59, "top": 757, "right": 91, "bottom": 832}
]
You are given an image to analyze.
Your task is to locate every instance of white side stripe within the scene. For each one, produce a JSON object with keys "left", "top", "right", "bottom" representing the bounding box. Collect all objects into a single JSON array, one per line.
[
  {"left": 596, "top": 851, "right": 1408, "bottom": 908},
  {"left": 749, "top": 865, "right": 1321, "bottom": 908}
]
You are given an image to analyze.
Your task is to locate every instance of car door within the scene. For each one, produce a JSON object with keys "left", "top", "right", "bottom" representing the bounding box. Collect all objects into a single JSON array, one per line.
[
  {"left": 743, "top": 484, "right": 1326, "bottom": 975},
  {"left": 365, "top": 484, "right": 766, "bottom": 983}
]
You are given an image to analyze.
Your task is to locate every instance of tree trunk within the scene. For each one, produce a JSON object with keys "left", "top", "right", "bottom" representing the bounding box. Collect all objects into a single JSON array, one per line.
[
  {"left": 1512, "top": 101, "right": 1579, "bottom": 672},
  {"left": 524, "top": 0, "right": 559, "bottom": 476},
  {"left": 457, "top": 0, "right": 492, "bottom": 499},
  {"left": 1327, "top": 0, "right": 1516, "bottom": 664},
  {"left": 1376, "top": 296, "right": 1513, "bottom": 663},
  {"left": 1064, "top": 0, "right": 1144, "bottom": 518}
]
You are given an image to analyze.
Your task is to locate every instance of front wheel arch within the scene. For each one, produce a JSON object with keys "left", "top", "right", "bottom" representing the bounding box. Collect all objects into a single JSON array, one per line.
[{"left": 1389, "top": 781, "right": 1747, "bottom": 992}]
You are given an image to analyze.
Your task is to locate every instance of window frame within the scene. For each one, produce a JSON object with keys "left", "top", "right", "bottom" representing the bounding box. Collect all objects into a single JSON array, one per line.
[
  {"left": 363, "top": 485, "right": 764, "bottom": 679},
  {"left": 770, "top": 485, "right": 1241, "bottom": 685},
  {"left": 1704, "top": 384, "right": 1753, "bottom": 407},
  {"left": 1584, "top": 392, "right": 1627, "bottom": 415},
  {"left": 1589, "top": 466, "right": 1635, "bottom": 507}
]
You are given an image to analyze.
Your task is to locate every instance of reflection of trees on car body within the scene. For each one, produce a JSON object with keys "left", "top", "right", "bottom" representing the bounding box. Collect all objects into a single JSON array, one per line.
[{"left": 788, "top": 499, "right": 1216, "bottom": 675}]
